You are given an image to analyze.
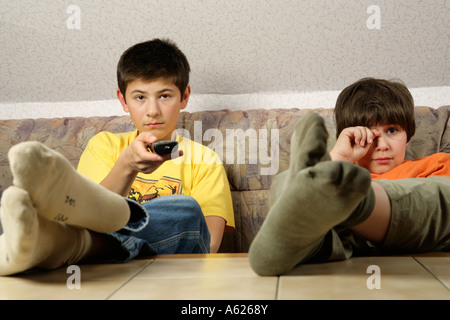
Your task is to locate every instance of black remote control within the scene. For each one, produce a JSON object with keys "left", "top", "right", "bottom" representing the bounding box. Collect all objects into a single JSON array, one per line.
[{"left": 148, "top": 140, "right": 178, "bottom": 155}]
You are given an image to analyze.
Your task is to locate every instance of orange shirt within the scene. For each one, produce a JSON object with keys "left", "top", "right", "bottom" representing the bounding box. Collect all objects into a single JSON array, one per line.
[{"left": 371, "top": 153, "right": 450, "bottom": 180}]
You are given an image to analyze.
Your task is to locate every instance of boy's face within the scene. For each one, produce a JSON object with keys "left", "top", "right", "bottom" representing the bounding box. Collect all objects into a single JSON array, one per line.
[
  {"left": 356, "top": 123, "right": 408, "bottom": 174},
  {"left": 117, "top": 77, "right": 190, "bottom": 141}
]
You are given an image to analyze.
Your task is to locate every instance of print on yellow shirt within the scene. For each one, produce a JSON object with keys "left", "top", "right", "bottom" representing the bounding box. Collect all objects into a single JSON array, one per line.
[{"left": 128, "top": 176, "right": 183, "bottom": 204}]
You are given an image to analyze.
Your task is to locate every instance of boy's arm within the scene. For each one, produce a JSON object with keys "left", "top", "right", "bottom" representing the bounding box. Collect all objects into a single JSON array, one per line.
[
  {"left": 100, "top": 132, "right": 166, "bottom": 196},
  {"left": 188, "top": 143, "right": 235, "bottom": 253},
  {"left": 102, "top": 132, "right": 183, "bottom": 196},
  {"left": 330, "top": 126, "right": 380, "bottom": 163},
  {"left": 195, "top": 164, "right": 234, "bottom": 253},
  {"left": 78, "top": 131, "right": 182, "bottom": 197},
  {"left": 205, "top": 216, "right": 226, "bottom": 253}
]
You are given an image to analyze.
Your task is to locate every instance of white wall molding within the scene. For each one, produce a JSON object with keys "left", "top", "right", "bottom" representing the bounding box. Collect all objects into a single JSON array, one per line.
[{"left": 1, "top": 87, "right": 448, "bottom": 120}]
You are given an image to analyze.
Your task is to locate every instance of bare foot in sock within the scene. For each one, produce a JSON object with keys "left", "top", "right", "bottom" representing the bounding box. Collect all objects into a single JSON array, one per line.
[
  {"left": 249, "top": 112, "right": 372, "bottom": 276},
  {"left": 8, "top": 141, "right": 130, "bottom": 233},
  {"left": 0, "top": 186, "right": 92, "bottom": 276}
]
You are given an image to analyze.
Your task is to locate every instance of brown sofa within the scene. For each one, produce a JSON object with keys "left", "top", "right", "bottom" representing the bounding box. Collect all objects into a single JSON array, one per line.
[{"left": 0, "top": 106, "right": 448, "bottom": 252}]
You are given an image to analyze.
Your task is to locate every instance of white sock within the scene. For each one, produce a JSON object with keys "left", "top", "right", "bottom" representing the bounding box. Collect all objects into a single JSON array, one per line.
[
  {"left": 0, "top": 186, "right": 92, "bottom": 276},
  {"left": 8, "top": 141, "right": 130, "bottom": 233}
]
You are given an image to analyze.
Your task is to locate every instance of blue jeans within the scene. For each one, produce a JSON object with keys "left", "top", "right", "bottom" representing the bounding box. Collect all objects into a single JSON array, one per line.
[{"left": 107, "top": 195, "right": 211, "bottom": 261}]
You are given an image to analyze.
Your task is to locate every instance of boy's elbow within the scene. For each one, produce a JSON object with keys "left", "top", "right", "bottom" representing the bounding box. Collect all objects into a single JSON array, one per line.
[{"left": 209, "top": 238, "right": 222, "bottom": 253}]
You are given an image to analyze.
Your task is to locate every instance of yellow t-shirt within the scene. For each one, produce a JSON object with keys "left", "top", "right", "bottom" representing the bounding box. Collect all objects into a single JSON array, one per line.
[{"left": 77, "top": 130, "right": 235, "bottom": 230}]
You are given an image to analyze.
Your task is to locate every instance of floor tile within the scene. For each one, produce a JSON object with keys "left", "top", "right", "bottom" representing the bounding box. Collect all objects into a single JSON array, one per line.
[
  {"left": 109, "top": 276, "right": 277, "bottom": 300},
  {"left": 414, "top": 257, "right": 450, "bottom": 291},
  {"left": 134, "top": 256, "right": 256, "bottom": 279},
  {"left": 0, "top": 259, "right": 152, "bottom": 300},
  {"left": 278, "top": 256, "right": 450, "bottom": 300},
  {"left": 109, "top": 256, "right": 278, "bottom": 300},
  {"left": 3, "top": 254, "right": 448, "bottom": 300}
]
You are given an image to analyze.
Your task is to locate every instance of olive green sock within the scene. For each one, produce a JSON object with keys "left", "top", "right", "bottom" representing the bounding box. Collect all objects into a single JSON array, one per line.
[{"left": 249, "top": 113, "right": 373, "bottom": 276}]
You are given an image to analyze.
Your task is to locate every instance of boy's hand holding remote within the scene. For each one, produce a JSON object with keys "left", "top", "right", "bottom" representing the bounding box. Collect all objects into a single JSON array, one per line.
[
  {"left": 120, "top": 132, "right": 183, "bottom": 175},
  {"left": 101, "top": 131, "right": 183, "bottom": 196}
]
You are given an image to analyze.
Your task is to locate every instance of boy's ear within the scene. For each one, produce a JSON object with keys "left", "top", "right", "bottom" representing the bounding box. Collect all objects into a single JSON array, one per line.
[
  {"left": 180, "top": 85, "right": 191, "bottom": 110},
  {"left": 117, "top": 89, "right": 129, "bottom": 113}
]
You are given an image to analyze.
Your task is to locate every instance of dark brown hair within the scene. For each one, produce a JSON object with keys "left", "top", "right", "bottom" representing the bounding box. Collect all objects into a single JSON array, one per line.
[
  {"left": 117, "top": 38, "right": 190, "bottom": 101},
  {"left": 334, "top": 78, "right": 415, "bottom": 141}
]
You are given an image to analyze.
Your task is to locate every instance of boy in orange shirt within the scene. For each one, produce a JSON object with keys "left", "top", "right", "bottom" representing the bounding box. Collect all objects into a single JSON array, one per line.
[
  {"left": 249, "top": 78, "right": 450, "bottom": 276},
  {"left": 330, "top": 78, "right": 450, "bottom": 179}
]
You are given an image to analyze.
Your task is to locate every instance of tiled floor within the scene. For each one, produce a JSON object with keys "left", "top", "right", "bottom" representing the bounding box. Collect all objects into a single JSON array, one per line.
[{"left": 0, "top": 253, "right": 449, "bottom": 300}]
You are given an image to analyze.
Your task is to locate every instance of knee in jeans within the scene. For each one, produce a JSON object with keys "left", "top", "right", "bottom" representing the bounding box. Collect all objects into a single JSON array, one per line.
[
  {"left": 172, "top": 195, "right": 204, "bottom": 219},
  {"left": 148, "top": 194, "right": 203, "bottom": 219},
  {"left": 142, "top": 195, "right": 206, "bottom": 227}
]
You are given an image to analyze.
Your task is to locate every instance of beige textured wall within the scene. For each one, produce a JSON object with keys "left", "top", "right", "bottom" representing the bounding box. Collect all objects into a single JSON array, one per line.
[{"left": 0, "top": 0, "right": 448, "bottom": 119}]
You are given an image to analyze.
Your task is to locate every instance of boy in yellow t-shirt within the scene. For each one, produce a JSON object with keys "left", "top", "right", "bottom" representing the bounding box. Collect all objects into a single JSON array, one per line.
[{"left": 0, "top": 39, "right": 234, "bottom": 276}]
